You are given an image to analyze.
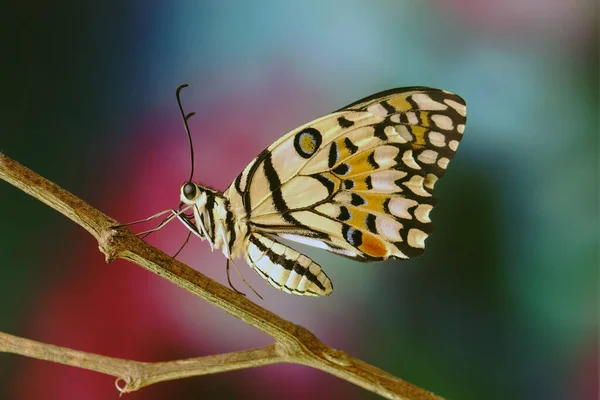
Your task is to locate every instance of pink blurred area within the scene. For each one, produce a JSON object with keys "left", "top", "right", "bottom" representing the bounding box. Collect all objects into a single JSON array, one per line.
[{"left": 435, "top": 0, "right": 596, "bottom": 50}]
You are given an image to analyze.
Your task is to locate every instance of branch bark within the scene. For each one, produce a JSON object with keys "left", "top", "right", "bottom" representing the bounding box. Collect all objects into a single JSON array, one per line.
[{"left": 0, "top": 153, "right": 443, "bottom": 400}]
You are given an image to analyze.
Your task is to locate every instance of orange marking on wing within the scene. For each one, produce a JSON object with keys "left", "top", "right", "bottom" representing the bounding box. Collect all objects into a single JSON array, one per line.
[
  {"left": 419, "top": 111, "right": 430, "bottom": 127},
  {"left": 355, "top": 193, "right": 390, "bottom": 213},
  {"left": 319, "top": 171, "right": 341, "bottom": 191},
  {"left": 349, "top": 177, "right": 370, "bottom": 191},
  {"left": 344, "top": 151, "right": 376, "bottom": 176},
  {"left": 345, "top": 207, "right": 369, "bottom": 230},
  {"left": 410, "top": 126, "right": 428, "bottom": 149},
  {"left": 335, "top": 138, "right": 353, "bottom": 160},
  {"left": 359, "top": 232, "right": 388, "bottom": 258},
  {"left": 388, "top": 96, "right": 411, "bottom": 111}
]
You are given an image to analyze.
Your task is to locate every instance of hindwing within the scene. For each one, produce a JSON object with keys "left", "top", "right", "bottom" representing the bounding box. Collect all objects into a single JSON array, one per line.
[{"left": 225, "top": 87, "right": 466, "bottom": 261}]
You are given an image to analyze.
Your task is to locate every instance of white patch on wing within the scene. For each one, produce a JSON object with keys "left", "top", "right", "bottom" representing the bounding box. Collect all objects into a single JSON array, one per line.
[
  {"left": 417, "top": 149, "right": 439, "bottom": 165},
  {"left": 367, "top": 103, "right": 389, "bottom": 117},
  {"left": 270, "top": 242, "right": 285, "bottom": 256},
  {"left": 438, "top": 157, "right": 450, "bottom": 169},
  {"left": 297, "top": 276, "right": 311, "bottom": 293},
  {"left": 402, "top": 175, "right": 431, "bottom": 197},
  {"left": 402, "top": 150, "right": 421, "bottom": 170},
  {"left": 414, "top": 204, "right": 433, "bottom": 223},
  {"left": 431, "top": 114, "right": 454, "bottom": 130},
  {"left": 285, "top": 270, "right": 302, "bottom": 291},
  {"left": 268, "top": 264, "right": 290, "bottom": 287},
  {"left": 388, "top": 197, "right": 418, "bottom": 219},
  {"left": 449, "top": 140, "right": 459, "bottom": 151},
  {"left": 248, "top": 242, "right": 266, "bottom": 263},
  {"left": 397, "top": 125, "right": 413, "bottom": 143},
  {"left": 375, "top": 217, "right": 403, "bottom": 241},
  {"left": 411, "top": 94, "right": 448, "bottom": 110},
  {"left": 405, "top": 112, "right": 418, "bottom": 125},
  {"left": 383, "top": 125, "right": 397, "bottom": 139},
  {"left": 444, "top": 99, "right": 466, "bottom": 116},
  {"left": 374, "top": 145, "right": 400, "bottom": 169},
  {"left": 408, "top": 228, "right": 427, "bottom": 249},
  {"left": 254, "top": 254, "right": 274, "bottom": 275},
  {"left": 370, "top": 170, "right": 407, "bottom": 192},
  {"left": 280, "top": 176, "right": 330, "bottom": 209},
  {"left": 277, "top": 233, "right": 331, "bottom": 251},
  {"left": 428, "top": 131, "right": 446, "bottom": 147}
]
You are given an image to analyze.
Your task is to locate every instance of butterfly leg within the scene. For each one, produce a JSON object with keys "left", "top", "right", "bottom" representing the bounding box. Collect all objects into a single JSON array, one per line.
[
  {"left": 112, "top": 208, "right": 176, "bottom": 229},
  {"left": 172, "top": 231, "right": 192, "bottom": 258},
  {"left": 244, "top": 233, "right": 333, "bottom": 297},
  {"left": 227, "top": 258, "right": 264, "bottom": 299}
]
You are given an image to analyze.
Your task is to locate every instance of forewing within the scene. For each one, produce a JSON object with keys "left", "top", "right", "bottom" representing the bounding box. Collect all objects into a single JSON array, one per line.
[{"left": 225, "top": 87, "right": 466, "bottom": 261}]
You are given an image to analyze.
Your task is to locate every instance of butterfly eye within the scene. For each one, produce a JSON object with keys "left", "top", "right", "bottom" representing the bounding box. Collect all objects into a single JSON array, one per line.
[{"left": 183, "top": 182, "right": 197, "bottom": 200}]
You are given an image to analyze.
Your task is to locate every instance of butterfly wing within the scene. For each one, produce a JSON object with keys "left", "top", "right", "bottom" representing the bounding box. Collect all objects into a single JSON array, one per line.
[{"left": 225, "top": 87, "right": 466, "bottom": 261}]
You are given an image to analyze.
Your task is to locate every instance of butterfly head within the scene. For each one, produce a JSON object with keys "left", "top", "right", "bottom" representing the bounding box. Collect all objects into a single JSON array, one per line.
[
  {"left": 180, "top": 182, "right": 207, "bottom": 208},
  {"left": 179, "top": 182, "right": 209, "bottom": 241}
]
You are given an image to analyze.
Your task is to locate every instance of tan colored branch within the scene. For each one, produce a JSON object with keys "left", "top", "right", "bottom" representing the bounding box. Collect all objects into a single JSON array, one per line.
[
  {"left": 0, "top": 331, "right": 285, "bottom": 393},
  {"left": 0, "top": 153, "right": 443, "bottom": 400}
]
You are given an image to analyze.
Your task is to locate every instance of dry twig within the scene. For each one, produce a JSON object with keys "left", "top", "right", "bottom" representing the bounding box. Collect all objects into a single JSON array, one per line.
[{"left": 0, "top": 153, "right": 442, "bottom": 400}]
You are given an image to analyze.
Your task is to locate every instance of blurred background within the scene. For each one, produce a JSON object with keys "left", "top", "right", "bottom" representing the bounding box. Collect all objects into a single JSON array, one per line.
[{"left": 0, "top": 1, "right": 597, "bottom": 399}]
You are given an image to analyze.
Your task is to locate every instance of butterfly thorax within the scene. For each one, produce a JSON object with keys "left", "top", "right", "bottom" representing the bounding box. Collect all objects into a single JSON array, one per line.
[{"left": 180, "top": 183, "right": 248, "bottom": 260}]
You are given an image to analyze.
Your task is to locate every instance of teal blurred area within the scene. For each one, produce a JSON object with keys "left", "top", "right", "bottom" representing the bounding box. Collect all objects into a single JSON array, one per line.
[{"left": 0, "top": 1, "right": 597, "bottom": 399}]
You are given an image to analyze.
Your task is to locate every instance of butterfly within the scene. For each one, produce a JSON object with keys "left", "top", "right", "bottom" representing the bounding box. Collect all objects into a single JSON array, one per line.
[{"left": 144, "top": 86, "right": 466, "bottom": 297}]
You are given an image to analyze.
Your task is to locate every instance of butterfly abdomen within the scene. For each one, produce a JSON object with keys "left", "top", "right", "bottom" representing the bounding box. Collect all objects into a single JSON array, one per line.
[{"left": 244, "top": 233, "right": 333, "bottom": 296}]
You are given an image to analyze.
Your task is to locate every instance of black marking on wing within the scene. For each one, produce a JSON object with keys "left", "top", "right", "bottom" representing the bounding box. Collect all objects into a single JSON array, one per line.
[
  {"left": 235, "top": 173, "right": 243, "bottom": 195},
  {"left": 343, "top": 137, "right": 358, "bottom": 154},
  {"left": 328, "top": 141, "right": 339, "bottom": 168},
  {"left": 312, "top": 174, "right": 336, "bottom": 195},
  {"left": 335, "top": 86, "right": 436, "bottom": 112},
  {"left": 293, "top": 128, "right": 322, "bottom": 159},
  {"left": 332, "top": 163, "right": 350, "bottom": 176},
  {"left": 350, "top": 193, "right": 365, "bottom": 207},
  {"left": 365, "top": 214, "right": 377, "bottom": 234},
  {"left": 373, "top": 122, "right": 390, "bottom": 140},
  {"left": 406, "top": 95, "right": 420, "bottom": 111},
  {"left": 367, "top": 152, "right": 379, "bottom": 169},
  {"left": 225, "top": 201, "right": 236, "bottom": 253},
  {"left": 242, "top": 149, "right": 269, "bottom": 217},
  {"left": 248, "top": 155, "right": 329, "bottom": 238},
  {"left": 205, "top": 193, "right": 216, "bottom": 243},
  {"left": 380, "top": 100, "right": 396, "bottom": 115},
  {"left": 383, "top": 198, "right": 391, "bottom": 214},
  {"left": 342, "top": 224, "right": 363, "bottom": 247},
  {"left": 414, "top": 110, "right": 423, "bottom": 125},
  {"left": 263, "top": 153, "right": 288, "bottom": 214},
  {"left": 337, "top": 116, "right": 355, "bottom": 128},
  {"left": 338, "top": 206, "right": 351, "bottom": 221},
  {"left": 395, "top": 240, "right": 425, "bottom": 258}
]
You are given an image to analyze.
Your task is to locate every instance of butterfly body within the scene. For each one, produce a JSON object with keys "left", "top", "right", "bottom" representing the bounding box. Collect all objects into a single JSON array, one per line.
[
  {"left": 179, "top": 87, "right": 467, "bottom": 297},
  {"left": 180, "top": 183, "right": 333, "bottom": 296}
]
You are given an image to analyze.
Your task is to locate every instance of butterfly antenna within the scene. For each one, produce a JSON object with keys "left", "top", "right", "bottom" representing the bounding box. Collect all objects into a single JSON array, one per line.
[{"left": 176, "top": 84, "right": 196, "bottom": 182}]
